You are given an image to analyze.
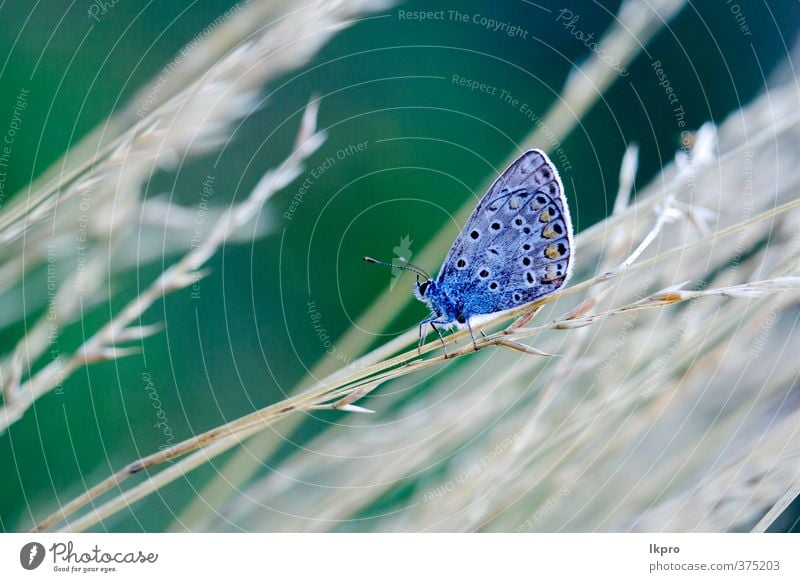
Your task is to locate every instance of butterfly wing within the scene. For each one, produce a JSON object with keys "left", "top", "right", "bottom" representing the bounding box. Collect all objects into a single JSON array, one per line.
[{"left": 436, "top": 149, "right": 574, "bottom": 319}]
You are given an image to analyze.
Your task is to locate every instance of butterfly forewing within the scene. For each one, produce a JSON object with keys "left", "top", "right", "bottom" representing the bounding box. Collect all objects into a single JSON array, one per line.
[{"left": 436, "top": 149, "right": 573, "bottom": 318}]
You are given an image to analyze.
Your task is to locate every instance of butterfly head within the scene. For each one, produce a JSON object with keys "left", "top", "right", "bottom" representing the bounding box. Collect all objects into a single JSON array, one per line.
[
  {"left": 414, "top": 278, "right": 455, "bottom": 323},
  {"left": 363, "top": 255, "right": 434, "bottom": 301}
]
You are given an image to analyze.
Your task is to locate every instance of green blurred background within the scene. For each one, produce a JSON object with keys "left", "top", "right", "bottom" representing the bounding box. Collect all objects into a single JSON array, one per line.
[{"left": 1, "top": 0, "right": 798, "bottom": 531}]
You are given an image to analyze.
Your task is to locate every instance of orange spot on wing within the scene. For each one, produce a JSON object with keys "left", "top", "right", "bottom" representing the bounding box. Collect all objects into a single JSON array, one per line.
[
  {"left": 542, "top": 225, "right": 559, "bottom": 239},
  {"left": 545, "top": 243, "right": 560, "bottom": 259}
]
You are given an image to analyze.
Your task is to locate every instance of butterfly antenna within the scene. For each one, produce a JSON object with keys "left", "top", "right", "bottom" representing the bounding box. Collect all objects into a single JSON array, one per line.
[{"left": 363, "top": 256, "right": 430, "bottom": 282}]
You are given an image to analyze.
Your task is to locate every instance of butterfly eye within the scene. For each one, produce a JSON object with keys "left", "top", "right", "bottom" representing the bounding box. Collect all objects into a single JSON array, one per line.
[{"left": 418, "top": 281, "right": 429, "bottom": 295}]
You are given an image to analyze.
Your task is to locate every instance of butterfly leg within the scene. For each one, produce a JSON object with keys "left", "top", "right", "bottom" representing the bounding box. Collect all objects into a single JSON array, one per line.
[
  {"left": 417, "top": 319, "right": 431, "bottom": 354},
  {"left": 429, "top": 322, "right": 450, "bottom": 358},
  {"left": 418, "top": 317, "right": 447, "bottom": 355},
  {"left": 419, "top": 315, "right": 454, "bottom": 357},
  {"left": 466, "top": 319, "right": 480, "bottom": 351}
]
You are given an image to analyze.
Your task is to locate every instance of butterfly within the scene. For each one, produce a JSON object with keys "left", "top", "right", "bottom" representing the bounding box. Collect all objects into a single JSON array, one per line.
[{"left": 366, "top": 149, "right": 573, "bottom": 355}]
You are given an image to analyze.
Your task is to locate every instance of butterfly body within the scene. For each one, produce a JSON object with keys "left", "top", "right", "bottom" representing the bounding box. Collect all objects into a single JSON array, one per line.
[{"left": 415, "top": 149, "right": 573, "bottom": 346}]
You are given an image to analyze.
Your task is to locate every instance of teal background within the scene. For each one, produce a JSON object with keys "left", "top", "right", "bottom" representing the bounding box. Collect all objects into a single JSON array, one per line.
[{"left": 1, "top": 0, "right": 798, "bottom": 531}]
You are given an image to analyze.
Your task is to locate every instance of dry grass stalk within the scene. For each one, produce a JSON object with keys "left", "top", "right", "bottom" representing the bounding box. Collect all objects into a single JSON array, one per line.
[
  {"left": 0, "top": 0, "right": 394, "bottom": 529},
  {"left": 3, "top": 106, "right": 326, "bottom": 434}
]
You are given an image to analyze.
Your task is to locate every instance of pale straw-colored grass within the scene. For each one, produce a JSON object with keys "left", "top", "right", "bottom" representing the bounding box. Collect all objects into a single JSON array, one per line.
[{"left": 0, "top": 0, "right": 392, "bottom": 527}]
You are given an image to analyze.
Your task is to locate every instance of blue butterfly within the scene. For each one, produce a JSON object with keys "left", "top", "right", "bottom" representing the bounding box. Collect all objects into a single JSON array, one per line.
[{"left": 366, "top": 149, "right": 573, "bottom": 354}]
